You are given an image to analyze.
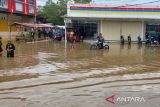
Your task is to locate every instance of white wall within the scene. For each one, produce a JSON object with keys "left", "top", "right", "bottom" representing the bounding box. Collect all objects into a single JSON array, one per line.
[
  {"left": 101, "top": 21, "right": 143, "bottom": 41},
  {"left": 67, "top": 4, "right": 160, "bottom": 20}
]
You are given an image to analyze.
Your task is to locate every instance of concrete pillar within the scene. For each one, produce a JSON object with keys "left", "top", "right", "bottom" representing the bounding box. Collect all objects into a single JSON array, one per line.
[
  {"left": 141, "top": 21, "right": 146, "bottom": 41},
  {"left": 100, "top": 20, "right": 103, "bottom": 33},
  {"left": 141, "top": 21, "right": 144, "bottom": 41}
]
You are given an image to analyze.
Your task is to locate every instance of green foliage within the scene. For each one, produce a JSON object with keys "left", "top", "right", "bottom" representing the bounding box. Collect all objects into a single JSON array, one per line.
[
  {"left": 37, "top": 0, "right": 91, "bottom": 25},
  {"left": 74, "top": 0, "right": 91, "bottom": 3}
]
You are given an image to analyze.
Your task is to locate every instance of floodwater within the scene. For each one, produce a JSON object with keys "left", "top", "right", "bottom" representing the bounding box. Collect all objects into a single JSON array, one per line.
[{"left": 0, "top": 41, "right": 160, "bottom": 107}]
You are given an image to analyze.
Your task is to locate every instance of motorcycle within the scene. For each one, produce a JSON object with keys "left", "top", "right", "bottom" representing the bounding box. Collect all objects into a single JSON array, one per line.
[{"left": 90, "top": 40, "right": 109, "bottom": 50}]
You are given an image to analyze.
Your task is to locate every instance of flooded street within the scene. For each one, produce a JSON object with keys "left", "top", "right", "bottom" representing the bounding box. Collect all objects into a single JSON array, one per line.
[{"left": 0, "top": 41, "right": 160, "bottom": 107}]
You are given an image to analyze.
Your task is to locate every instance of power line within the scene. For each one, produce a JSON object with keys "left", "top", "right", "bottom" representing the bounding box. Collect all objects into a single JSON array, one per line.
[
  {"left": 92, "top": 0, "right": 160, "bottom": 8},
  {"left": 128, "top": 0, "right": 160, "bottom": 6}
]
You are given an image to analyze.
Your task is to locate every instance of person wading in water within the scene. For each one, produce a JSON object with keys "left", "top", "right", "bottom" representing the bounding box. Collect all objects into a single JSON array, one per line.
[
  {"left": 6, "top": 41, "right": 15, "bottom": 58},
  {"left": 70, "top": 30, "right": 75, "bottom": 48}
]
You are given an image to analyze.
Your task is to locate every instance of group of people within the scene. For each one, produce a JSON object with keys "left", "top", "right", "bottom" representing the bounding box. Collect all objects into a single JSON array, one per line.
[
  {"left": 119, "top": 34, "right": 160, "bottom": 45},
  {"left": 21, "top": 27, "right": 65, "bottom": 41},
  {"left": 120, "top": 35, "right": 144, "bottom": 45},
  {"left": 67, "top": 29, "right": 89, "bottom": 48},
  {"left": 120, "top": 35, "right": 132, "bottom": 44},
  {"left": 145, "top": 32, "right": 160, "bottom": 45},
  {"left": 0, "top": 37, "right": 15, "bottom": 58},
  {"left": 37, "top": 28, "right": 64, "bottom": 40},
  {"left": 67, "top": 31, "right": 106, "bottom": 49}
]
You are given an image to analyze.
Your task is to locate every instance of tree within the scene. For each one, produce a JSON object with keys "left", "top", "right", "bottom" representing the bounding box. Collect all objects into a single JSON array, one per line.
[
  {"left": 74, "top": 0, "right": 91, "bottom": 3},
  {"left": 57, "top": 0, "right": 69, "bottom": 16},
  {"left": 46, "top": 0, "right": 53, "bottom": 5},
  {"left": 37, "top": 6, "right": 47, "bottom": 23},
  {"left": 37, "top": 0, "right": 92, "bottom": 25},
  {"left": 43, "top": 3, "right": 60, "bottom": 24}
]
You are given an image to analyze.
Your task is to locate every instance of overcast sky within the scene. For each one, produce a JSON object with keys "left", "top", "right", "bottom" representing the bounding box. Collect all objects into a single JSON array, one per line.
[{"left": 37, "top": 0, "right": 160, "bottom": 6}]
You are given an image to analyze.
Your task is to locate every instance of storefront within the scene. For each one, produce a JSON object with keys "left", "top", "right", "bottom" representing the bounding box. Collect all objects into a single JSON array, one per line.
[
  {"left": 72, "top": 20, "right": 98, "bottom": 39},
  {"left": 66, "top": 3, "right": 160, "bottom": 41},
  {"left": 0, "top": 0, "right": 36, "bottom": 39}
]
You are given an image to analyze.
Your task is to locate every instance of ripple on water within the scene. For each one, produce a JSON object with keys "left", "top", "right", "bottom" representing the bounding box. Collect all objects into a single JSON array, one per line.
[{"left": 0, "top": 43, "right": 160, "bottom": 93}]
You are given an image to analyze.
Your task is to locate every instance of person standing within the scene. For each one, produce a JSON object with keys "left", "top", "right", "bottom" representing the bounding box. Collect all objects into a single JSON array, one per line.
[
  {"left": 120, "top": 35, "right": 125, "bottom": 44},
  {"left": 0, "top": 37, "right": 3, "bottom": 56},
  {"left": 31, "top": 28, "right": 35, "bottom": 40},
  {"left": 128, "top": 35, "right": 131, "bottom": 44},
  {"left": 43, "top": 28, "right": 46, "bottom": 39},
  {"left": 97, "top": 33, "right": 104, "bottom": 49},
  {"left": 137, "top": 35, "right": 142, "bottom": 44},
  {"left": 70, "top": 30, "right": 75, "bottom": 48},
  {"left": 38, "top": 29, "right": 42, "bottom": 39},
  {"left": 6, "top": 41, "right": 15, "bottom": 58}
]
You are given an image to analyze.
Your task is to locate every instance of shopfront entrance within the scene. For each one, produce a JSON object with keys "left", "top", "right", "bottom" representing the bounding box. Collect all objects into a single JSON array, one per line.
[
  {"left": 72, "top": 20, "right": 98, "bottom": 39},
  {"left": 146, "top": 23, "right": 160, "bottom": 42}
]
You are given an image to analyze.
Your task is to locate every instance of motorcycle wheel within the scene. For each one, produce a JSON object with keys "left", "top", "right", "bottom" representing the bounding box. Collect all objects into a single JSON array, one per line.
[
  {"left": 90, "top": 45, "right": 97, "bottom": 50},
  {"left": 104, "top": 45, "right": 109, "bottom": 49}
]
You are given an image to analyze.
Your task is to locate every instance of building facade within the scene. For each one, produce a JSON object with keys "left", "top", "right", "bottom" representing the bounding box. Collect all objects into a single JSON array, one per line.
[
  {"left": 66, "top": 3, "right": 160, "bottom": 41},
  {"left": 0, "top": 0, "right": 36, "bottom": 39}
]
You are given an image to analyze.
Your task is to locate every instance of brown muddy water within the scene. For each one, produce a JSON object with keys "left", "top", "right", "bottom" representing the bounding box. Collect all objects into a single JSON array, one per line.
[{"left": 0, "top": 41, "right": 160, "bottom": 107}]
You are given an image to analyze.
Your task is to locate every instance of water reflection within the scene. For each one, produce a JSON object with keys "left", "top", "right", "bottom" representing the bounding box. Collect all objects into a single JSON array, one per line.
[
  {"left": 0, "top": 41, "right": 160, "bottom": 89},
  {"left": 120, "top": 44, "right": 124, "bottom": 50},
  {"left": 0, "top": 41, "right": 160, "bottom": 107},
  {"left": 127, "top": 44, "right": 131, "bottom": 50},
  {"left": 137, "top": 44, "right": 142, "bottom": 49}
]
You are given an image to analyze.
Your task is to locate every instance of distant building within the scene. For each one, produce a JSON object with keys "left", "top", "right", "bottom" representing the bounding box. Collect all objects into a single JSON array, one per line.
[
  {"left": 0, "top": 0, "right": 36, "bottom": 39},
  {"left": 66, "top": 3, "right": 160, "bottom": 41}
]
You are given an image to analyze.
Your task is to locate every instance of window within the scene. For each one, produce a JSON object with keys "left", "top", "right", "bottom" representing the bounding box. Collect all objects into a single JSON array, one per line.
[
  {"left": 29, "top": 0, "right": 35, "bottom": 14},
  {"left": 0, "top": 0, "right": 7, "bottom": 8},
  {"left": 16, "top": 2, "right": 22, "bottom": 11},
  {"left": 16, "top": 0, "right": 23, "bottom": 11},
  {"left": 72, "top": 20, "right": 98, "bottom": 37},
  {"left": 29, "top": 4, "right": 34, "bottom": 14},
  {"left": 29, "top": 0, "right": 34, "bottom": 4}
]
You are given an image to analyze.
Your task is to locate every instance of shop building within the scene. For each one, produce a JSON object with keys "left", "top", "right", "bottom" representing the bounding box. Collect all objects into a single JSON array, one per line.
[
  {"left": 66, "top": 3, "right": 160, "bottom": 41},
  {"left": 0, "top": 0, "right": 36, "bottom": 39}
]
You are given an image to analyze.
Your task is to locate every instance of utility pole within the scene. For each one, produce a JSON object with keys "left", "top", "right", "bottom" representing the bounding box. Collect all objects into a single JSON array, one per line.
[
  {"left": 8, "top": 0, "right": 13, "bottom": 41},
  {"left": 64, "top": 20, "right": 67, "bottom": 49},
  {"left": 64, "top": 18, "right": 71, "bottom": 49},
  {"left": 34, "top": 0, "right": 37, "bottom": 40},
  {"left": 64, "top": 18, "right": 71, "bottom": 63}
]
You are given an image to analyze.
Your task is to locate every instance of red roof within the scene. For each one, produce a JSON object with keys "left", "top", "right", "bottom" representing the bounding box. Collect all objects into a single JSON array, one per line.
[{"left": 13, "top": 22, "right": 54, "bottom": 28}]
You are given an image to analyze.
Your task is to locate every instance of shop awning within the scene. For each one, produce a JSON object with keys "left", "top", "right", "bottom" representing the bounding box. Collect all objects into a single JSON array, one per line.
[{"left": 13, "top": 22, "right": 54, "bottom": 28}]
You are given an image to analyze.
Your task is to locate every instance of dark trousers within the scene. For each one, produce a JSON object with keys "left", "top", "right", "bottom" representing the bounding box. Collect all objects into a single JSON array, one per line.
[{"left": 7, "top": 51, "right": 14, "bottom": 58}]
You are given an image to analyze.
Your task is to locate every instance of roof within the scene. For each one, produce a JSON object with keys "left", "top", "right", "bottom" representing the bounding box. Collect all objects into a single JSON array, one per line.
[
  {"left": 67, "top": 3, "right": 160, "bottom": 20},
  {"left": 13, "top": 22, "right": 54, "bottom": 28}
]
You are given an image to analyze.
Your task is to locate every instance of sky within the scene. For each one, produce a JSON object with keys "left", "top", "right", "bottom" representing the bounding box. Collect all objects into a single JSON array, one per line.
[{"left": 37, "top": 0, "right": 160, "bottom": 6}]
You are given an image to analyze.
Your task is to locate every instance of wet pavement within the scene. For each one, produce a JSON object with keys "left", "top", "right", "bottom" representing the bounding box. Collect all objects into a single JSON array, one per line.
[{"left": 0, "top": 41, "right": 160, "bottom": 107}]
